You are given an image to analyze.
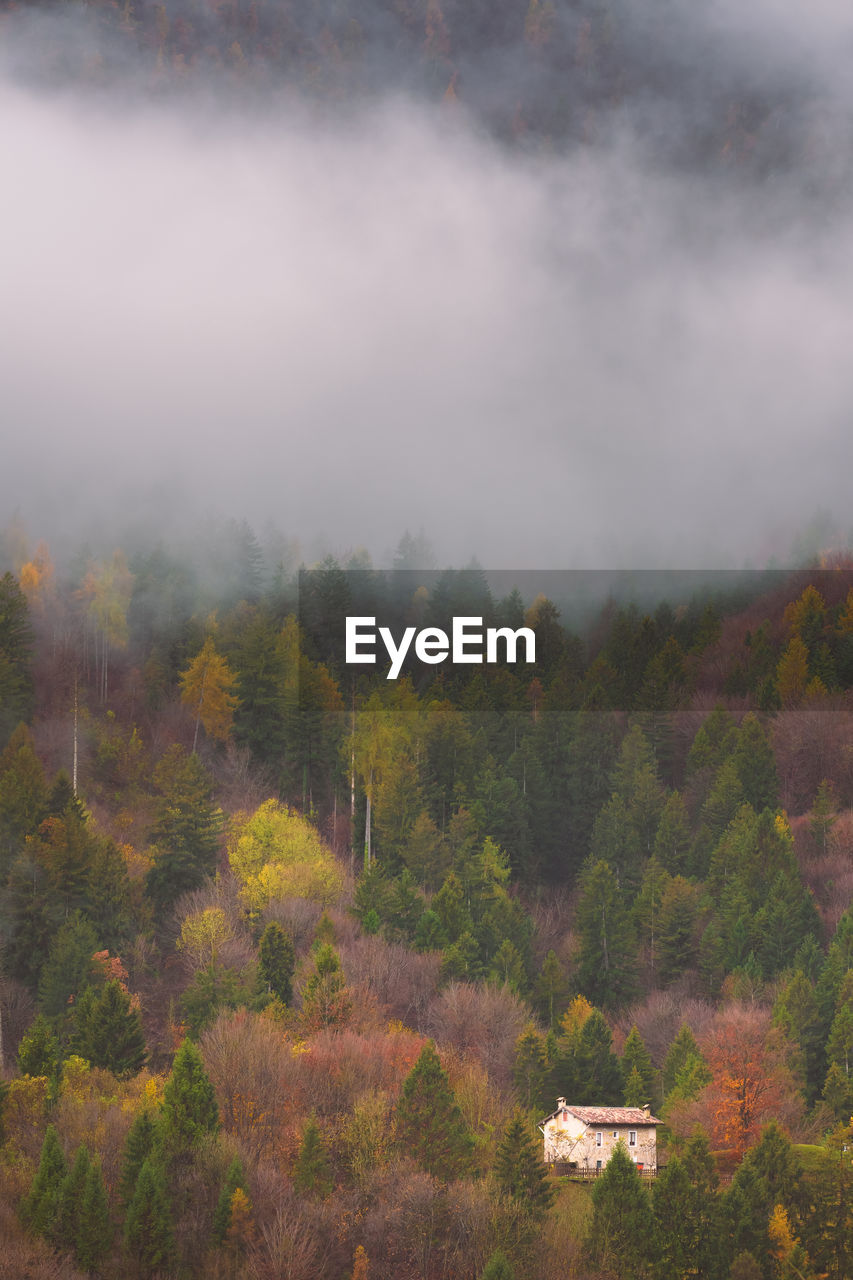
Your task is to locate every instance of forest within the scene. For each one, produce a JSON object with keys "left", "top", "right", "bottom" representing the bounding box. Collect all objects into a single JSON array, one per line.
[{"left": 1, "top": 516, "right": 853, "bottom": 1279}]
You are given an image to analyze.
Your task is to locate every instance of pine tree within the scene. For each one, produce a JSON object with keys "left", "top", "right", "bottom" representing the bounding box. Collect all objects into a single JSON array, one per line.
[
  {"left": 293, "top": 1114, "right": 333, "bottom": 1197},
  {"left": 574, "top": 860, "right": 637, "bottom": 1009},
  {"left": 124, "top": 1157, "right": 175, "bottom": 1274},
  {"left": 533, "top": 949, "right": 571, "bottom": 1028},
  {"left": 145, "top": 746, "right": 222, "bottom": 910},
  {"left": 213, "top": 1156, "right": 249, "bottom": 1243},
  {"left": 573, "top": 1009, "right": 624, "bottom": 1106},
  {"left": 51, "top": 1144, "right": 90, "bottom": 1251},
  {"left": 22, "top": 1124, "right": 67, "bottom": 1235},
  {"left": 300, "top": 943, "right": 352, "bottom": 1029},
  {"left": 662, "top": 1024, "right": 704, "bottom": 1098},
  {"left": 74, "top": 978, "right": 147, "bottom": 1076},
  {"left": 395, "top": 1040, "right": 474, "bottom": 1179},
  {"left": 732, "top": 713, "right": 779, "bottom": 813},
  {"left": 76, "top": 1156, "right": 111, "bottom": 1271},
  {"left": 120, "top": 1108, "right": 160, "bottom": 1207},
  {"left": 37, "top": 910, "right": 99, "bottom": 1018},
  {"left": 653, "top": 791, "right": 691, "bottom": 875},
  {"left": 413, "top": 908, "right": 448, "bottom": 951},
  {"left": 621, "top": 1026, "right": 655, "bottom": 1108},
  {"left": 493, "top": 1109, "right": 555, "bottom": 1219},
  {"left": 588, "top": 1142, "right": 653, "bottom": 1278},
  {"left": 257, "top": 921, "right": 295, "bottom": 1004},
  {"left": 513, "top": 1024, "right": 547, "bottom": 1111},
  {"left": 161, "top": 1038, "right": 219, "bottom": 1149},
  {"left": 480, "top": 1251, "right": 515, "bottom": 1280}
]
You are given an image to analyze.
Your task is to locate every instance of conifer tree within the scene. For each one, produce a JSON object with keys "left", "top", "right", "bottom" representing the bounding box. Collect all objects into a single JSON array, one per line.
[
  {"left": 732, "top": 713, "right": 779, "bottom": 813},
  {"left": 124, "top": 1157, "right": 175, "bottom": 1274},
  {"left": 120, "top": 1108, "right": 160, "bottom": 1207},
  {"left": 145, "top": 746, "right": 222, "bottom": 910},
  {"left": 162, "top": 1038, "right": 219, "bottom": 1149},
  {"left": 76, "top": 1156, "right": 111, "bottom": 1272},
  {"left": 213, "top": 1156, "right": 249, "bottom": 1243},
  {"left": 413, "top": 908, "right": 448, "bottom": 952},
  {"left": 662, "top": 1025, "right": 704, "bottom": 1098},
  {"left": 37, "top": 911, "right": 99, "bottom": 1018},
  {"left": 22, "top": 1124, "right": 67, "bottom": 1235},
  {"left": 493, "top": 1109, "right": 555, "bottom": 1219},
  {"left": 621, "top": 1025, "right": 655, "bottom": 1107},
  {"left": 300, "top": 943, "right": 352, "bottom": 1029},
  {"left": 588, "top": 1142, "right": 653, "bottom": 1278},
  {"left": 533, "top": 949, "right": 571, "bottom": 1028},
  {"left": 480, "top": 1251, "right": 515, "bottom": 1280},
  {"left": 52, "top": 1144, "right": 91, "bottom": 1251},
  {"left": 395, "top": 1040, "right": 474, "bottom": 1179},
  {"left": 293, "top": 1114, "right": 333, "bottom": 1197},
  {"left": 574, "top": 860, "right": 636, "bottom": 1009},
  {"left": 572, "top": 1009, "right": 624, "bottom": 1105},
  {"left": 74, "top": 977, "right": 147, "bottom": 1076},
  {"left": 257, "top": 921, "right": 295, "bottom": 1004},
  {"left": 513, "top": 1023, "right": 547, "bottom": 1111}
]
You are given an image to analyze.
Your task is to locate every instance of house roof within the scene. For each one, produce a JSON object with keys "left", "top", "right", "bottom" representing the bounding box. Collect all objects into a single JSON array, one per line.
[{"left": 542, "top": 1105, "right": 662, "bottom": 1126}]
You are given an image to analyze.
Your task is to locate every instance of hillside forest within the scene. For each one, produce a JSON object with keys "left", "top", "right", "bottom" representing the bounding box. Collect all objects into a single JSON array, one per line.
[{"left": 1, "top": 520, "right": 853, "bottom": 1278}]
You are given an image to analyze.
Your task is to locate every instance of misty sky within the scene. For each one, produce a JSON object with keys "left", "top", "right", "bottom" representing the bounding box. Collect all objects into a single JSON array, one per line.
[{"left": 2, "top": 3, "right": 853, "bottom": 569}]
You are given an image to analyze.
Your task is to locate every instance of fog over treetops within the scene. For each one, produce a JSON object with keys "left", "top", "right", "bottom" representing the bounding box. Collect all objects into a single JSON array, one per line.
[{"left": 2, "top": 0, "right": 853, "bottom": 568}]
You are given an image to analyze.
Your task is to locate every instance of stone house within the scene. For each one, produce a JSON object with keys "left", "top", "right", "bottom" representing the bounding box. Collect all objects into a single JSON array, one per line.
[{"left": 540, "top": 1099, "right": 661, "bottom": 1173}]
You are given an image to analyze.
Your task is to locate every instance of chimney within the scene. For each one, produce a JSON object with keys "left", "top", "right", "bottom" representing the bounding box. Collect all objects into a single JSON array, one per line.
[
  {"left": 641, "top": 1103, "right": 650, "bottom": 1116},
  {"left": 556, "top": 1097, "right": 566, "bottom": 1110}
]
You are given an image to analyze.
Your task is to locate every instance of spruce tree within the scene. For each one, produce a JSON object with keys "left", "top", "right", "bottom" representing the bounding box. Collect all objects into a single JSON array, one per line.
[
  {"left": 513, "top": 1024, "right": 547, "bottom": 1111},
  {"left": 22, "top": 1124, "right": 67, "bottom": 1235},
  {"left": 395, "top": 1040, "right": 474, "bottom": 1179},
  {"left": 300, "top": 943, "right": 351, "bottom": 1029},
  {"left": 493, "top": 1109, "right": 554, "bottom": 1219},
  {"left": 533, "top": 949, "right": 571, "bottom": 1028},
  {"left": 74, "top": 977, "right": 147, "bottom": 1076},
  {"left": 293, "top": 1114, "right": 333, "bottom": 1197},
  {"left": 120, "top": 1108, "right": 160, "bottom": 1207},
  {"left": 51, "top": 1145, "right": 90, "bottom": 1251},
  {"left": 76, "top": 1156, "right": 111, "bottom": 1272},
  {"left": 124, "top": 1157, "right": 175, "bottom": 1274},
  {"left": 145, "top": 746, "right": 222, "bottom": 910},
  {"left": 662, "top": 1024, "right": 703, "bottom": 1097},
  {"left": 574, "top": 860, "right": 636, "bottom": 1009},
  {"left": 162, "top": 1038, "right": 219, "bottom": 1149},
  {"left": 621, "top": 1026, "right": 655, "bottom": 1108},
  {"left": 257, "top": 921, "right": 295, "bottom": 1004},
  {"left": 480, "top": 1251, "right": 515, "bottom": 1280},
  {"left": 588, "top": 1143, "right": 653, "bottom": 1278},
  {"left": 213, "top": 1156, "right": 249, "bottom": 1243}
]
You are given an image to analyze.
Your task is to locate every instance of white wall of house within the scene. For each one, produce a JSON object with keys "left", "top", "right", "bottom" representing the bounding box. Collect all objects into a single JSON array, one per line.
[{"left": 543, "top": 1118, "right": 658, "bottom": 1170}]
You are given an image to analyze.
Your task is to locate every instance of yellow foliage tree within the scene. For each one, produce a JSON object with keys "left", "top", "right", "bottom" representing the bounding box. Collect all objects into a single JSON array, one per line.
[
  {"left": 352, "top": 1243, "right": 369, "bottom": 1280},
  {"left": 180, "top": 638, "right": 238, "bottom": 751},
  {"left": 228, "top": 800, "right": 344, "bottom": 911},
  {"left": 177, "top": 906, "right": 234, "bottom": 971},
  {"left": 776, "top": 636, "right": 809, "bottom": 707}
]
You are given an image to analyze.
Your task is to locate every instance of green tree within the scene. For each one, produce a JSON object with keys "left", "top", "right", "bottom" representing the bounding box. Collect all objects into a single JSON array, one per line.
[
  {"left": 293, "top": 1114, "right": 333, "bottom": 1197},
  {"left": 257, "top": 921, "right": 295, "bottom": 1004},
  {"left": 0, "top": 572, "right": 34, "bottom": 744},
  {"left": 52, "top": 1144, "right": 90, "bottom": 1252},
  {"left": 480, "top": 1252, "right": 515, "bottom": 1280},
  {"left": 123, "top": 1157, "right": 175, "bottom": 1275},
  {"left": 657, "top": 876, "right": 700, "bottom": 984},
  {"left": 575, "top": 860, "right": 637, "bottom": 1009},
  {"left": 145, "top": 746, "right": 222, "bottom": 911},
  {"left": 732, "top": 713, "right": 779, "bottom": 813},
  {"left": 394, "top": 1040, "right": 474, "bottom": 1179},
  {"left": 0, "top": 723, "right": 45, "bottom": 874},
  {"left": 161, "top": 1038, "right": 219, "bottom": 1149},
  {"left": 532, "top": 948, "right": 571, "bottom": 1029},
  {"left": 300, "top": 943, "right": 352, "bottom": 1030},
  {"left": 120, "top": 1108, "right": 160, "bottom": 1207},
  {"left": 413, "top": 908, "right": 448, "bottom": 951},
  {"left": 22, "top": 1124, "right": 67, "bottom": 1235},
  {"left": 588, "top": 1142, "right": 653, "bottom": 1278},
  {"left": 513, "top": 1023, "right": 547, "bottom": 1111},
  {"left": 662, "top": 1024, "right": 705, "bottom": 1097},
  {"left": 76, "top": 1156, "right": 111, "bottom": 1271},
  {"left": 621, "top": 1026, "right": 655, "bottom": 1108},
  {"left": 17, "top": 1014, "right": 60, "bottom": 1078},
  {"left": 653, "top": 790, "right": 691, "bottom": 875},
  {"left": 213, "top": 1156, "right": 249, "bottom": 1242},
  {"left": 493, "top": 1109, "right": 555, "bottom": 1218},
  {"left": 74, "top": 978, "right": 147, "bottom": 1076},
  {"left": 37, "top": 911, "right": 99, "bottom": 1018}
]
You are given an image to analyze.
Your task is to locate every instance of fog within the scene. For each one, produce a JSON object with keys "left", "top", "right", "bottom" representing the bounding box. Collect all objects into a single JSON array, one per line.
[{"left": 2, "top": 3, "right": 853, "bottom": 570}]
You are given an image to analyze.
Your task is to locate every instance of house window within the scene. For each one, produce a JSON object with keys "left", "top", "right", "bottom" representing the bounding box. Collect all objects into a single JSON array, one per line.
[
  {"left": 596, "top": 1132, "right": 602, "bottom": 1146},
  {"left": 629, "top": 1131, "right": 637, "bottom": 1146},
  {"left": 612, "top": 1131, "right": 618, "bottom": 1139}
]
